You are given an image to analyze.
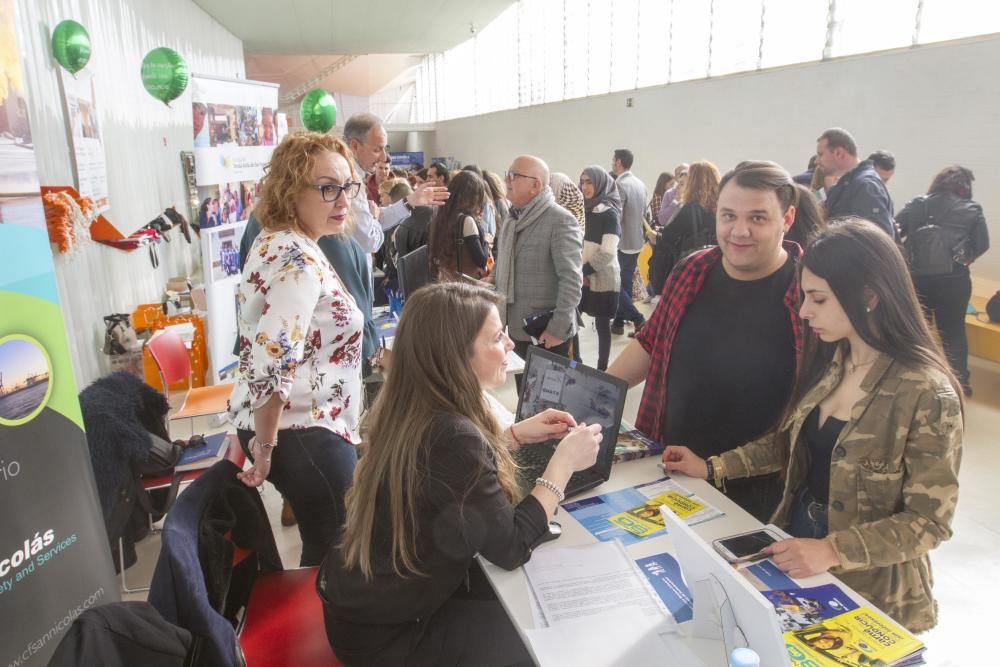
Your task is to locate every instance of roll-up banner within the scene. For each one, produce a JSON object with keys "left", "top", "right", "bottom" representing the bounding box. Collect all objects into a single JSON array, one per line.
[
  {"left": 190, "top": 74, "right": 282, "bottom": 381},
  {"left": 1, "top": 3, "right": 119, "bottom": 664}
]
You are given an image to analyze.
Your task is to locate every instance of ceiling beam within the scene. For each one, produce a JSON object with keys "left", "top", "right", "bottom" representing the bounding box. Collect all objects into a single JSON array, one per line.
[{"left": 281, "top": 55, "right": 360, "bottom": 104}]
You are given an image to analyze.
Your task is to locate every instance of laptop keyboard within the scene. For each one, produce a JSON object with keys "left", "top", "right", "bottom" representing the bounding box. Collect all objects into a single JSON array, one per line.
[{"left": 513, "top": 442, "right": 605, "bottom": 498}]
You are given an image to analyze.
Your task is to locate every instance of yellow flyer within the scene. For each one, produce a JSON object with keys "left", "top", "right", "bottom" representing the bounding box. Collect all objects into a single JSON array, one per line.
[{"left": 608, "top": 492, "right": 706, "bottom": 537}]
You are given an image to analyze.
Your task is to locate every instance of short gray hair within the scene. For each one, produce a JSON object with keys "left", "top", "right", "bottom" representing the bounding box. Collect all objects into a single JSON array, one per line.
[{"left": 343, "top": 113, "right": 383, "bottom": 145}]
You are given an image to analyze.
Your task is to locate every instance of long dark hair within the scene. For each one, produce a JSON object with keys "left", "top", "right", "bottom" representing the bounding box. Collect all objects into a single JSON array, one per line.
[
  {"left": 653, "top": 171, "right": 675, "bottom": 197},
  {"left": 786, "top": 184, "right": 826, "bottom": 247},
  {"left": 428, "top": 170, "right": 487, "bottom": 270},
  {"left": 928, "top": 165, "right": 974, "bottom": 199},
  {"left": 778, "top": 218, "right": 962, "bottom": 464}
]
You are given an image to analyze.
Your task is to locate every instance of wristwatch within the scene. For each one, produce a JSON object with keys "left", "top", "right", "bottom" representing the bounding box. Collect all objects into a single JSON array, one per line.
[{"left": 705, "top": 458, "right": 716, "bottom": 486}]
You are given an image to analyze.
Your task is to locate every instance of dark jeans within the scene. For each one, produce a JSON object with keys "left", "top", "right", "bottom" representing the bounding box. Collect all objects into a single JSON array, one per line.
[
  {"left": 594, "top": 316, "right": 612, "bottom": 371},
  {"left": 514, "top": 338, "right": 571, "bottom": 395},
  {"left": 614, "top": 250, "right": 644, "bottom": 326},
  {"left": 788, "top": 487, "right": 829, "bottom": 539},
  {"left": 913, "top": 270, "right": 973, "bottom": 389},
  {"left": 324, "top": 562, "right": 532, "bottom": 667},
  {"left": 237, "top": 426, "right": 357, "bottom": 566}
]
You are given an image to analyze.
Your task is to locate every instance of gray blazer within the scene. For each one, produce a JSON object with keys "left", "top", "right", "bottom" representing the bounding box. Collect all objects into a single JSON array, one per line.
[
  {"left": 616, "top": 171, "right": 649, "bottom": 253},
  {"left": 498, "top": 201, "right": 583, "bottom": 342}
]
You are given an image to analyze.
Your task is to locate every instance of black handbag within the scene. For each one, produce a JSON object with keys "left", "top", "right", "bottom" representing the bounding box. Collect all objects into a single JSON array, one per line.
[
  {"left": 522, "top": 309, "right": 555, "bottom": 342},
  {"left": 987, "top": 291, "right": 1000, "bottom": 323},
  {"left": 138, "top": 433, "right": 184, "bottom": 478}
]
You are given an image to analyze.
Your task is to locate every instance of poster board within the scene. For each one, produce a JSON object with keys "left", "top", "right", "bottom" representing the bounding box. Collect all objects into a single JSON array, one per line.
[{"left": 190, "top": 74, "right": 281, "bottom": 381}]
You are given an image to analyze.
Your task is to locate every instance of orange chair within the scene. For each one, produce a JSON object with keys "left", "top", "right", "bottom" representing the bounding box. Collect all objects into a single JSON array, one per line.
[{"left": 146, "top": 328, "right": 233, "bottom": 437}]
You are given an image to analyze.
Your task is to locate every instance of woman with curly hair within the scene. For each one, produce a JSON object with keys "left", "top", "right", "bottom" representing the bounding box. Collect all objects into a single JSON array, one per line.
[
  {"left": 228, "top": 132, "right": 365, "bottom": 566},
  {"left": 648, "top": 160, "right": 721, "bottom": 294}
]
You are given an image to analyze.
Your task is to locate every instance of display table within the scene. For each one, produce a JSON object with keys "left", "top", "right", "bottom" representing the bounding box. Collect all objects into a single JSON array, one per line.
[{"left": 480, "top": 456, "right": 871, "bottom": 666}]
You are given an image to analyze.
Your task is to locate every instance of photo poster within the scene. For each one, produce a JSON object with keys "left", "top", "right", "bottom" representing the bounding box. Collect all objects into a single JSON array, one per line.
[
  {"left": 59, "top": 68, "right": 109, "bottom": 213},
  {"left": 190, "top": 75, "right": 278, "bottom": 382},
  {"left": 0, "top": 4, "right": 119, "bottom": 664}
]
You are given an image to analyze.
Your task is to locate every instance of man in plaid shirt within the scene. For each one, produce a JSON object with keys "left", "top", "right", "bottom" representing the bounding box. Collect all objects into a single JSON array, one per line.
[{"left": 609, "top": 161, "right": 804, "bottom": 521}]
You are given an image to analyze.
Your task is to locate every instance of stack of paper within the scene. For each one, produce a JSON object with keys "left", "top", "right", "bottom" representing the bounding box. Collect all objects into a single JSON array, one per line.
[{"left": 523, "top": 541, "right": 698, "bottom": 666}]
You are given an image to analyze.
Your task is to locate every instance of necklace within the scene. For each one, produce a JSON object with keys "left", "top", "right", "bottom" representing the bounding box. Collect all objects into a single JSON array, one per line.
[{"left": 845, "top": 357, "right": 877, "bottom": 375}]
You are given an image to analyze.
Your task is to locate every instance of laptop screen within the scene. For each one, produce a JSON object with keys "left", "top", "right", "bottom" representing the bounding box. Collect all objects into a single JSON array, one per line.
[{"left": 515, "top": 347, "right": 627, "bottom": 476}]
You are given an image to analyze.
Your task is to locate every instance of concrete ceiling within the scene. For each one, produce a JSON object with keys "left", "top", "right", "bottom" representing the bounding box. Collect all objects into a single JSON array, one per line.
[
  {"left": 193, "top": 0, "right": 515, "bottom": 55},
  {"left": 245, "top": 53, "right": 423, "bottom": 99}
]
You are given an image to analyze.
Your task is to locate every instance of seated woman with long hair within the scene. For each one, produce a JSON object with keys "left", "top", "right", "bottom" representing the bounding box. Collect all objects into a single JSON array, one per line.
[
  {"left": 664, "top": 219, "right": 962, "bottom": 632},
  {"left": 319, "top": 282, "right": 602, "bottom": 666},
  {"left": 428, "top": 171, "right": 493, "bottom": 281}
]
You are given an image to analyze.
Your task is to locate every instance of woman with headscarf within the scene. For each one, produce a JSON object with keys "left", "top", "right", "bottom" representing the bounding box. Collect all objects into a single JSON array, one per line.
[
  {"left": 578, "top": 166, "right": 622, "bottom": 371},
  {"left": 549, "top": 172, "right": 586, "bottom": 228}
]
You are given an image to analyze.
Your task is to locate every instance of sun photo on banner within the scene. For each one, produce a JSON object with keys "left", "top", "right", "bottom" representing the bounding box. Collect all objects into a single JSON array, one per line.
[{"left": 0, "top": 335, "right": 53, "bottom": 426}]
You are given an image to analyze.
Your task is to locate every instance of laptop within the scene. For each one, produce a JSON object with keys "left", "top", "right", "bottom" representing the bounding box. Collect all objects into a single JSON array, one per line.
[
  {"left": 397, "top": 245, "right": 433, "bottom": 299},
  {"left": 513, "top": 347, "right": 628, "bottom": 498}
]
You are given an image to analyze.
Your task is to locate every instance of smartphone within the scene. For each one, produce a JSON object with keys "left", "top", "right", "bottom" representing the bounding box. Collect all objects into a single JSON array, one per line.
[{"left": 712, "top": 528, "right": 781, "bottom": 564}]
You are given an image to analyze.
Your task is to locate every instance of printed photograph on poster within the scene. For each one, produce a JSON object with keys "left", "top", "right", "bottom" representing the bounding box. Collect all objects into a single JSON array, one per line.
[
  {"left": 197, "top": 182, "right": 250, "bottom": 228},
  {"left": 208, "top": 103, "right": 238, "bottom": 147},
  {"left": 61, "top": 69, "right": 110, "bottom": 213},
  {"left": 208, "top": 226, "right": 241, "bottom": 282},
  {"left": 0, "top": 335, "right": 52, "bottom": 424},
  {"left": 241, "top": 179, "right": 261, "bottom": 218},
  {"left": 192, "top": 102, "right": 210, "bottom": 147},
  {"left": 236, "top": 105, "right": 259, "bottom": 146},
  {"left": 260, "top": 107, "right": 276, "bottom": 145},
  {"left": 197, "top": 185, "right": 222, "bottom": 229},
  {"left": 0, "top": 7, "right": 44, "bottom": 230}
]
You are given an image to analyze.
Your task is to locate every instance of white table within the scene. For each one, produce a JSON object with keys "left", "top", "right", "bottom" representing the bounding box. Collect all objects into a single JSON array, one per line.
[{"left": 480, "top": 456, "right": 869, "bottom": 666}]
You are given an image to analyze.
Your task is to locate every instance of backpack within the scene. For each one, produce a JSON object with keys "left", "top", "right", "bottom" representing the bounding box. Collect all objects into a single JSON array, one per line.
[
  {"left": 903, "top": 196, "right": 953, "bottom": 277},
  {"left": 987, "top": 291, "right": 1000, "bottom": 323}
]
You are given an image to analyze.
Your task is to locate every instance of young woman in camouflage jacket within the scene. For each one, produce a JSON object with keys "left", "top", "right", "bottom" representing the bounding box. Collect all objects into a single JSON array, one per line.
[{"left": 664, "top": 219, "right": 962, "bottom": 632}]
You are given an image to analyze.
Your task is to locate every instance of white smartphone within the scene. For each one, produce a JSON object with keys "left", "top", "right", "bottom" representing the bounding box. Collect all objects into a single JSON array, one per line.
[{"left": 712, "top": 528, "right": 782, "bottom": 564}]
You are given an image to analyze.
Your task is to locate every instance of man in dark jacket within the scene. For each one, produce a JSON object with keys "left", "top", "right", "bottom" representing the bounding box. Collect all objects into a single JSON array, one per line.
[{"left": 816, "top": 127, "right": 895, "bottom": 238}]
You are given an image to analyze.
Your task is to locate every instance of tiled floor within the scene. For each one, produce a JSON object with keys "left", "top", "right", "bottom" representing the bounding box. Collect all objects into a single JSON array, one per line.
[{"left": 125, "top": 300, "right": 998, "bottom": 666}]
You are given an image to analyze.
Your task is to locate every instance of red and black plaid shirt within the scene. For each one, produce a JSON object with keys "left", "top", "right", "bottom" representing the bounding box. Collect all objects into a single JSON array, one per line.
[{"left": 633, "top": 241, "right": 804, "bottom": 439}]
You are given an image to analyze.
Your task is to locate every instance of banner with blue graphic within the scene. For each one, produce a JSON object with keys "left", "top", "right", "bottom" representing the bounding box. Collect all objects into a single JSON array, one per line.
[{"left": 1, "top": 4, "right": 119, "bottom": 664}]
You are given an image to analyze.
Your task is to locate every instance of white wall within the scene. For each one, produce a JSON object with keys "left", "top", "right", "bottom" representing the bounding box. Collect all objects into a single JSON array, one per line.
[
  {"left": 15, "top": 0, "right": 245, "bottom": 388},
  {"left": 430, "top": 35, "right": 1000, "bottom": 286}
]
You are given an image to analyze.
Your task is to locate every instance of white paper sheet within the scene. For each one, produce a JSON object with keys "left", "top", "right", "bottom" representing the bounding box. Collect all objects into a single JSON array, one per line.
[
  {"left": 523, "top": 541, "right": 673, "bottom": 629},
  {"left": 524, "top": 610, "right": 705, "bottom": 667}
]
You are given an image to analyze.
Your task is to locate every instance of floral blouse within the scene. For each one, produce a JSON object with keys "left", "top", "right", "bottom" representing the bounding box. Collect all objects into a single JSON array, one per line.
[{"left": 228, "top": 229, "right": 363, "bottom": 443}]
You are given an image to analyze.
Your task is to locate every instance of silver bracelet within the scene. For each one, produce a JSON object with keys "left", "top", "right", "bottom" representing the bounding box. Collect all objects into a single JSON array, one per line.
[
  {"left": 534, "top": 477, "right": 565, "bottom": 503},
  {"left": 251, "top": 437, "right": 277, "bottom": 463}
]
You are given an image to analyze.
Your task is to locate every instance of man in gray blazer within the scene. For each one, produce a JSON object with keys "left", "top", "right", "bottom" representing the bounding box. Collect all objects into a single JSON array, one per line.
[
  {"left": 495, "top": 155, "right": 583, "bottom": 383},
  {"left": 611, "top": 148, "right": 649, "bottom": 336}
]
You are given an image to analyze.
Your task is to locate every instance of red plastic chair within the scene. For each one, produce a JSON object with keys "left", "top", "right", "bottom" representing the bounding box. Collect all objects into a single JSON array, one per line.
[
  {"left": 239, "top": 567, "right": 343, "bottom": 667},
  {"left": 146, "top": 329, "right": 233, "bottom": 436}
]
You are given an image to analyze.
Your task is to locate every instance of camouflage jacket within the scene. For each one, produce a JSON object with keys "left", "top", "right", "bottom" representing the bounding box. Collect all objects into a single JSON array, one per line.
[{"left": 718, "top": 350, "right": 963, "bottom": 632}]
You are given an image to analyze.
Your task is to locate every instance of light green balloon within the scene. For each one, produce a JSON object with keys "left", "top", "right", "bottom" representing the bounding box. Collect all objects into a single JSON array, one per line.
[
  {"left": 141, "top": 47, "right": 189, "bottom": 106},
  {"left": 51, "top": 20, "right": 91, "bottom": 75},
  {"left": 300, "top": 89, "right": 337, "bottom": 133}
]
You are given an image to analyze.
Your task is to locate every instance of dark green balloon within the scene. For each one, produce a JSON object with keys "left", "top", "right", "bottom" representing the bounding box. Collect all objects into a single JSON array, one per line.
[
  {"left": 141, "top": 47, "right": 189, "bottom": 106},
  {"left": 51, "top": 20, "right": 91, "bottom": 75},
  {"left": 299, "top": 89, "right": 337, "bottom": 133}
]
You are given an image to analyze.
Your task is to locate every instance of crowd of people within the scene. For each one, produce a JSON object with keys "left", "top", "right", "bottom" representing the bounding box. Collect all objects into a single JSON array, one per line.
[{"left": 226, "top": 113, "right": 988, "bottom": 665}]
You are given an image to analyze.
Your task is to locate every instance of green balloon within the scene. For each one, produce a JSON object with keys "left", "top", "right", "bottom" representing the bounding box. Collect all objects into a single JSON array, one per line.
[
  {"left": 51, "top": 20, "right": 91, "bottom": 75},
  {"left": 300, "top": 89, "right": 337, "bottom": 133},
  {"left": 141, "top": 47, "right": 189, "bottom": 107}
]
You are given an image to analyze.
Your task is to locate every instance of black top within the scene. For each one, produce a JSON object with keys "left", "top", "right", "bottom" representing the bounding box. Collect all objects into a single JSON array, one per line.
[
  {"left": 392, "top": 206, "right": 434, "bottom": 261},
  {"left": 663, "top": 255, "right": 797, "bottom": 459},
  {"left": 803, "top": 406, "right": 847, "bottom": 505},
  {"left": 319, "top": 414, "right": 548, "bottom": 632},
  {"left": 648, "top": 203, "right": 715, "bottom": 295}
]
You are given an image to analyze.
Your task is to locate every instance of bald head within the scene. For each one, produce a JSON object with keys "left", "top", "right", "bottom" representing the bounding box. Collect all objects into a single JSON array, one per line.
[{"left": 507, "top": 155, "right": 549, "bottom": 208}]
